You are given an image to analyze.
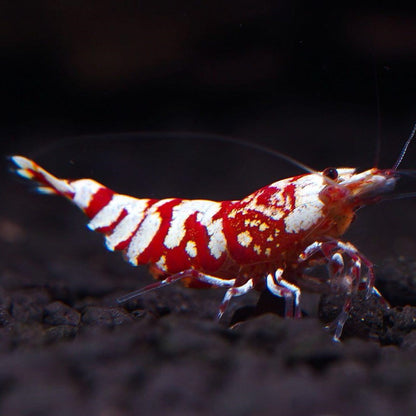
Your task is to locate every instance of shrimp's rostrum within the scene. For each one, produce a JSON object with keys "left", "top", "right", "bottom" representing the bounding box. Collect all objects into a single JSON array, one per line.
[{"left": 10, "top": 153, "right": 403, "bottom": 341}]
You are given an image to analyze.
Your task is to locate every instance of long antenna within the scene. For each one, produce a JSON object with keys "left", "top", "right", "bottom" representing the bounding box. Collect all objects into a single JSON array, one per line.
[
  {"left": 392, "top": 122, "right": 416, "bottom": 170},
  {"left": 372, "top": 59, "right": 382, "bottom": 167},
  {"left": 28, "top": 130, "right": 319, "bottom": 174}
]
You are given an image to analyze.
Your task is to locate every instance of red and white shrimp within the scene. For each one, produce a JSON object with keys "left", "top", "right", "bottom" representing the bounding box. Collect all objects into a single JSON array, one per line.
[{"left": 9, "top": 129, "right": 415, "bottom": 341}]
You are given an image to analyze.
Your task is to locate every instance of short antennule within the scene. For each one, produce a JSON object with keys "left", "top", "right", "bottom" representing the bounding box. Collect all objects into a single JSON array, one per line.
[{"left": 392, "top": 122, "right": 416, "bottom": 170}]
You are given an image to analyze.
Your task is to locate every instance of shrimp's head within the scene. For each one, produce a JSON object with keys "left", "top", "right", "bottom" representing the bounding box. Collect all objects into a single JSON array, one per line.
[
  {"left": 320, "top": 167, "right": 398, "bottom": 208},
  {"left": 317, "top": 167, "right": 399, "bottom": 236}
]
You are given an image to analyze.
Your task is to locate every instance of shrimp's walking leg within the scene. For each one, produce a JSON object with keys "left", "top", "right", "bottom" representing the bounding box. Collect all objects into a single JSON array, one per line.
[
  {"left": 299, "top": 239, "right": 381, "bottom": 341},
  {"left": 217, "top": 279, "right": 254, "bottom": 320},
  {"left": 117, "top": 269, "right": 236, "bottom": 304},
  {"left": 118, "top": 269, "right": 260, "bottom": 320},
  {"left": 266, "top": 269, "right": 302, "bottom": 318}
]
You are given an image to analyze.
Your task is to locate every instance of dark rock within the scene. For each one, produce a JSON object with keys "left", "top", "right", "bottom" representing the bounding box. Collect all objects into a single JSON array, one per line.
[
  {"left": 0, "top": 288, "right": 11, "bottom": 310},
  {"left": 11, "top": 322, "right": 46, "bottom": 348},
  {"left": 400, "top": 331, "right": 416, "bottom": 351},
  {"left": 379, "top": 306, "right": 416, "bottom": 345},
  {"left": 81, "top": 306, "right": 133, "bottom": 327},
  {"left": 319, "top": 291, "right": 387, "bottom": 341},
  {"left": 10, "top": 289, "right": 51, "bottom": 324},
  {"left": 0, "top": 309, "right": 14, "bottom": 328},
  {"left": 44, "top": 301, "right": 81, "bottom": 326},
  {"left": 44, "top": 325, "right": 78, "bottom": 344},
  {"left": 376, "top": 258, "right": 416, "bottom": 307},
  {"left": 232, "top": 313, "right": 289, "bottom": 352}
]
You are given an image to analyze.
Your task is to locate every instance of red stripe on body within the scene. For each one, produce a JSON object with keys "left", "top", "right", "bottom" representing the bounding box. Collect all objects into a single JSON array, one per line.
[
  {"left": 84, "top": 187, "right": 114, "bottom": 218},
  {"left": 114, "top": 237, "right": 131, "bottom": 252},
  {"left": 135, "top": 199, "right": 183, "bottom": 265},
  {"left": 281, "top": 183, "right": 296, "bottom": 211},
  {"left": 95, "top": 208, "right": 128, "bottom": 234},
  {"left": 184, "top": 211, "right": 227, "bottom": 274},
  {"left": 253, "top": 187, "right": 278, "bottom": 206},
  {"left": 163, "top": 245, "right": 192, "bottom": 274}
]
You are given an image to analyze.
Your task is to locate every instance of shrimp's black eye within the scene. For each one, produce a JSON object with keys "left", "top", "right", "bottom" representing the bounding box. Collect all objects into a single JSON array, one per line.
[{"left": 323, "top": 167, "right": 338, "bottom": 180}]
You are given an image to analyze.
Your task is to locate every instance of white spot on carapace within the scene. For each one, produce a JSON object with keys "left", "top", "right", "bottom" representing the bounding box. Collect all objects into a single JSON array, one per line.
[
  {"left": 72, "top": 180, "right": 103, "bottom": 210},
  {"left": 237, "top": 231, "right": 253, "bottom": 247},
  {"left": 267, "top": 235, "right": 274, "bottom": 242},
  {"left": 253, "top": 244, "right": 261, "bottom": 255},
  {"left": 207, "top": 219, "right": 226, "bottom": 259},
  {"left": 284, "top": 174, "right": 325, "bottom": 234},
  {"left": 244, "top": 218, "right": 262, "bottom": 228},
  {"left": 164, "top": 200, "right": 219, "bottom": 249},
  {"left": 127, "top": 209, "right": 162, "bottom": 265},
  {"left": 244, "top": 197, "right": 285, "bottom": 221},
  {"left": 265, "top": 248, "right": 271, "bottom": 257},
  {"left": 269, "top": 207, "right": 284, "bottom": 220},
  {"left": 185, "top": 240, "right": 197, "bottom": 258},
  {"left": 284, "top": 204, "right": 323, "bottom": 234},
  {"left": 259, "top": 222, "right": 269, "bottom": 231}
]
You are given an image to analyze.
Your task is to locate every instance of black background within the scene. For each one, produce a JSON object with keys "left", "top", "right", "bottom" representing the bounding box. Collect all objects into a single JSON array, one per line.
[{"left": 1, "top": 2, "right": 415, "bottom": 162}]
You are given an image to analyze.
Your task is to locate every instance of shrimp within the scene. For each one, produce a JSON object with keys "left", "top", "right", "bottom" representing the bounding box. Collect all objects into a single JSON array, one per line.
[{"left": 9, "top": 126, "right": 415, "bottom": 341}]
